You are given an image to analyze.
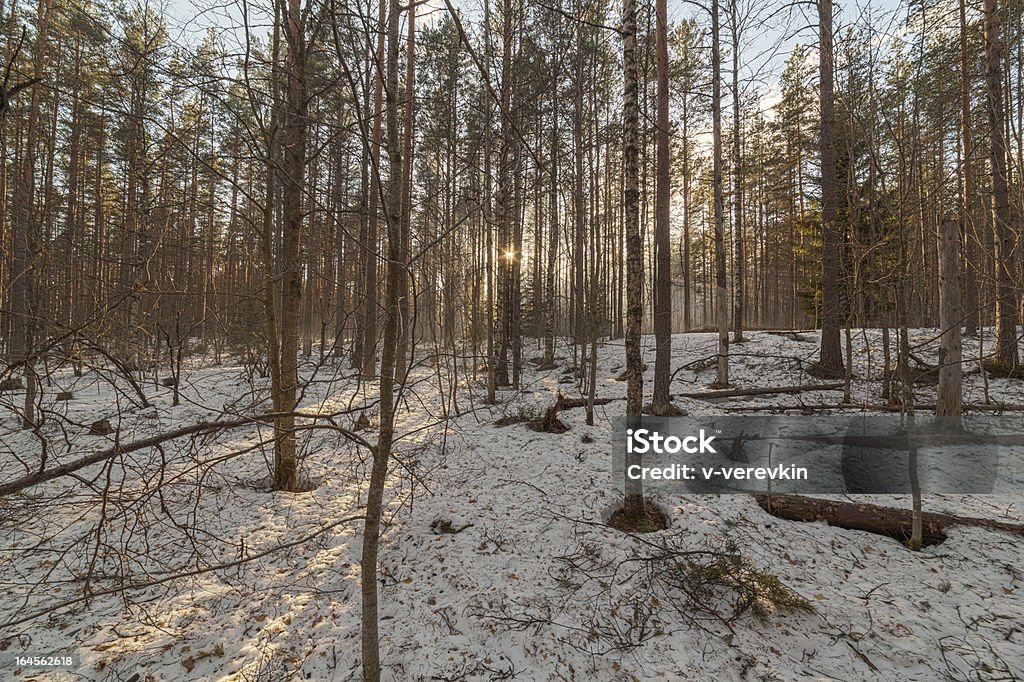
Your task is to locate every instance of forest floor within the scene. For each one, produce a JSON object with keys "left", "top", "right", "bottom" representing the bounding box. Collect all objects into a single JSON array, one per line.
[{"left": 1, "top": 329, "right": 1023, "bottom": 681}]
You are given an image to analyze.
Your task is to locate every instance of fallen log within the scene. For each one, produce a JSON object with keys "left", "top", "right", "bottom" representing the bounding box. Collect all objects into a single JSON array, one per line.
[
  {"left": 557, "top": 396, "right": 619, "bottom": 409},
  {"left": 727, "top": 403, "right": 1024, "bottom": 413},
  {"left": 755, "top": 493, "right": 1024, "bottom": 546},
  {"left": 760, "top": 328, "right": 818, "bottom": 335},
  {"left": 678, "top": 383, "right": 844, "bottom": 400}
]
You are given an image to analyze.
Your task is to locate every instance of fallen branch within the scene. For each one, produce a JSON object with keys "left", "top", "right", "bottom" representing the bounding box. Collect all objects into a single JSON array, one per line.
[
  {"left": 678, "top": 383, "right": 844, "bottom": 400},
  {"left": 0, "top": 408, "right": 372, "bottom": 497},
  {"left": 726, "top": 403, "right": 1024, "bottom": 413},
  {"left": 555, "top": 396, "right": 619, "bottom": 409},
  {"left": 755, "top": 493, "right": 1024, "bottom": 546}
]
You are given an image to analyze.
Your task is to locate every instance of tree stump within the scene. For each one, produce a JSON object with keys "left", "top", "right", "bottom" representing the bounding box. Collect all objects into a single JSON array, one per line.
[{"left": 89, "top": 418, "right": 114, "bottom": 436}]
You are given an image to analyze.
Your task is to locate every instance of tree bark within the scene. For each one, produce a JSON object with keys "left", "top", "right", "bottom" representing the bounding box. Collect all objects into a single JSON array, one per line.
[
  {"left": 983, "top": 0, "right": 1020, "bottom": 370},
  {"left": 362, "top": 0, "right": 405, "bottom": 676},
  {"left": 730, "top": 0, "right": 744, "bottom": 343},
  {"left": 817, "top": 0, "right": 845, "bottom": 376},
  {"left": 274, "top": 0, "right": 308, "bottom": 493},
  {"left": 11, "top": 0, "right": 52, "bottom": 428},
  {"left": 936, "top": 216, "right": 963, "bottom": 416},
  {"left": 652, "top": 0, "right": 672, "bottom": 414},
  {"left": 959, "top": 0, "right": 979, "bottom": 337},
  {"left": 543, "top": 94, "right": 559, "bottom": 367},
  {"left": 622, "top": 0, "right": 644, "bottom": 519},
  {"left": 395, "top": 0, "right": 415, "bottom": 381},
  {"left": 360, "top": 0, "right": 387, "bottom": 380},
  {"left": 712, "top": 0, "right": 729, "bottom": 387}
]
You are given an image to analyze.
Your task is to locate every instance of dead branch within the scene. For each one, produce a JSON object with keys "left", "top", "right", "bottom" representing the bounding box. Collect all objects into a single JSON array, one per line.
[
  {"left": 0, "top": 408, "right": 372, "bottom": 497},
  {"left": 726, "top": 403, "right": 1024, "bottom": 413},
  {"left": 677, "top": 383, "right": 844, "bottom": 400}
]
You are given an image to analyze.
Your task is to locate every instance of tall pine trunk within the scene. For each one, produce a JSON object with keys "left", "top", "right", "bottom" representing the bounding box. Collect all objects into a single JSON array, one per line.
[
  {"left": 11, "top": 0, "right": 52, "bottom": 428},
  {"left": 959, "top": 0, "right": 979, "bottom": 337},
  {"left": 395, "top": 0, "right": 415, "bottom": 381},
  {"left": 936, "top": 215, "right": 963, "bottom": 416},
  {"left": 816, "top": 0, "right": 845, "bottom": 376},
  {"left": 622, "top": 0, "right": 645, "bottom": 519},
  {"left": 712, "top": 0, "right": 729, "bottom": 387},
  {"left": 983, "top": 0, "right": 1020, "bottom": 370},
  {"left": 730, "top": 0, "right": 744, "bottom": 343},
  {"left": 274, "top": 0, "right": 308, "bottom": 492},
  {"left": 652, "top": 0, "right": 673, "bottom": 414}
]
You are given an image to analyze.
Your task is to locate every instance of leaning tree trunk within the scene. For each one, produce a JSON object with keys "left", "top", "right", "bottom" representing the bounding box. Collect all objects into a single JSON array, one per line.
[{"left": 622, "top": 0, "right": 645, "bottom": 520}]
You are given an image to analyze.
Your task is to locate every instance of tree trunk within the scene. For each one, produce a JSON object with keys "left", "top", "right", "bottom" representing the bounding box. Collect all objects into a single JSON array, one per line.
[
  {"left": 712, "top": 0, "right": 729, "bottom": 387},
  {"left": 652, "top": 0, "right": 672, "bottom": 414},
  {"left": 959, "top": 0, "right": 979, "bottom": 337},
  {"left": 731, "top": 0, "right": 744, "bottom": 343},
  {"left": 817, "top": 0, "right": 845, "bottom": 376},
  {"left": 395, "top": 0, "right": 415, "bottom": 381},
  {"left": 936, "top": 216, "right": 963, "bottom": 416},
  {"left": 275, "top": 0, "right": 308, "bottom": 493},
  {"left": 682, "top": 102, "right": 691, "bottom": 332},
  {"left": 494, "top": 0, "right": 515, "bottom": 388},
  {"left": 484, "top": 0, "right": 496, "bottom": 403},
  {"left": 983, "top": 0, "right": 1021, "bottom": 370},
  {"left": 362, "top": 0, "right": 405, "bottom": 676},
  {"left": 622, "top": 0, "right": 644, "bottom": 519},
  {"left": 544, "top": 95, "right": 558, "bottom": 367},
  {"left": 573, "top": 36, "right": 586, "bottom": 349},
  {"left": 11, "top": 0, "right": 52, "bottom": 428},
  {"left": 361, "top": 0, "right": 387, "bottom": 380}
]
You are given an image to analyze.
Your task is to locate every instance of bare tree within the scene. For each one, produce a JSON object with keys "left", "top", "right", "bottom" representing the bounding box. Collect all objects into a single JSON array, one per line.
[{"left": 361, "top": 0, "right": 409, "bottom": 676}]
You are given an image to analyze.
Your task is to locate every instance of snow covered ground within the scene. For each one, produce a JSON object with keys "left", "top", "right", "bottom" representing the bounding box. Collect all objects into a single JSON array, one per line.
[{"left": 1, "top": 330, "right": 1022, "bottom": 681}]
